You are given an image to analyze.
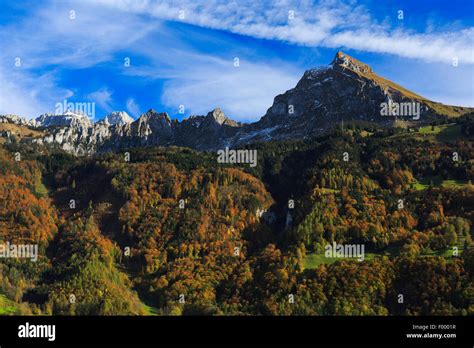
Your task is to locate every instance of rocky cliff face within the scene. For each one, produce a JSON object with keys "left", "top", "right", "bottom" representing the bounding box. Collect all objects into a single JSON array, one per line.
[
  {"left": 226, "top": 51, "right": 454, "bottom": 146},
  {"left": 2, "top": 52, "right": 471, "bottom": 155},
  {"left": 97, "top": 108, "right": 242, "bottom": 153},
  {"left": 19, "top": 107, "right": 241, "bottom": 155}
]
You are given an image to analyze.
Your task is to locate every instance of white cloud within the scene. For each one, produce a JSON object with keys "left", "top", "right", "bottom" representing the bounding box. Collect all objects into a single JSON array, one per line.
[
  {"left": 126, "top": 98, "right": 141, "bottom": 118},
  {"left": 0, "top": 1, "right": 157, "bottom": 70},
  {"left": 0, "top": 0, "right": 472, "bottom": 120},
  {"left": 0, "top": 0, "right": 156, "bottom": 119},
  {"left": 98, "top": 0, "right": 474, "bottom": 65},
  {"left": 326, "top": 28, "right": 474, "bottom": 64},
  {"left": 160, "top": 54, "right": 300, "bottom": 121},
  {"left": 87, "top": 88, "right": 114, "bottom": 113},
  {"left": 0, "top": 71, "right": 45, "bottom": 117},
  {"left": 0, "top": 66, "right": 73, "bottom": 117}
]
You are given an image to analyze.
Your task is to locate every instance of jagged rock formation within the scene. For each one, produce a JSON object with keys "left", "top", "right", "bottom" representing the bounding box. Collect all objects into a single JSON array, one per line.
[
  {"left": 100, "top": 111, "right": 134, "bottom": 126},
  {"left": 1, "top": 51, "right": 472, "bottom": 155},
  {"left": 98, "top": 107, "right": 242, "bottom": 153},
  {"left": 0, "top": 114, "right": 31, "bottom": 126},
  {"left": 22, "top": 107, "right": 241, "bottom": 155},
  {"left": 32, "top": 111, "right": 93, "bottom": 128}
]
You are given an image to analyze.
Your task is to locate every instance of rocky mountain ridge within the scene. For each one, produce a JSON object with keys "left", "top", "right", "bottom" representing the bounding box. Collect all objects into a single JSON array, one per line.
[{"left": 1, "top": 52, "right": 472, "bottom": 155}]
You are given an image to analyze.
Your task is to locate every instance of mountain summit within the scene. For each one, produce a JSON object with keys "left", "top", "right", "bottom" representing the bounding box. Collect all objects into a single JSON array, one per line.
[
  {"left": 1, "top": 51, "right": 472, "bottom": 155},
  {"left": 331, "top": 51, "right": 373, "bottom": 74},
  {"left": 206, "top": 107, "right": 239, "bottom": 127},
  {"left": 227, "top": 51, "right": 472, "bottom": 145},
  {"left": 101, "top": 111, "right": 134, "bottom": 126}
]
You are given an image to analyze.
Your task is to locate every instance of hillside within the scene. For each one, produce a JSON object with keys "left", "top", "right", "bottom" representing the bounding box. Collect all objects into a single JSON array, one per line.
[{"left": 0, "top": 114, "right": 472, "bottom": 316}]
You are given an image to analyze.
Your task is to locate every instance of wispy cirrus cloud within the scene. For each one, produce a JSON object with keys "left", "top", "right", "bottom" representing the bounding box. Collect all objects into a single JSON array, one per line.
[
  {"left": 0, "top": 0, "right": 472, "bottom": 120},
  {"left": 126, "top": 98, "right": 141, "bottom": 118},
  {"left": 0, "top": 65, "right": 73, "bottom": 118},
  {"left": 0, "top": 0, "right": 156, "bottom": 117},
  {"left": 98, "top": 0, "right": 474, "bottom": 65},
  {"left": 0, "top": 0, "right": 304, "bottom": 120},
  {"left": 159, "top": 54, "right": 300, "bottom": 122},
  {"left": 87, "top": 87, "right": 114, "bottom": 113}
]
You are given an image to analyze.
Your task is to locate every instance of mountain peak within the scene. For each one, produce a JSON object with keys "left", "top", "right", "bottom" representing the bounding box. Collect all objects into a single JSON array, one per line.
[
  {"left": 206, "top": 108, "right": 240, "bottom": 127},
  {"left": 0, "top": 114, "right": 29, "bottom": 126},
  {"left": 102, "top": 111, "right": 134, "bottom": 126},
  {"left": 206, "top": 107, "right": 227, "bottom": 125},
  {"left": 33, "top": 111, "right": 92, "bottom": 128},
  {"left": 136, "top": 109, "right": 173, "bottom": 133},
  {"left": 141, "top": 109, "right": 171, "bottom": 121},
  {"left": 12, "top": 50, "right": 472, "bottom": 156},
  {"left": 331, "top": 50, "right": 373, "bottom": 74}
]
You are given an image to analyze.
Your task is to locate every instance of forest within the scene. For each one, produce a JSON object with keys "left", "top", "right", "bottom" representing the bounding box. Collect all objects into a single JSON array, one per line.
[{"left": 0, "top": 114, "right": 473, "bottom": 316}]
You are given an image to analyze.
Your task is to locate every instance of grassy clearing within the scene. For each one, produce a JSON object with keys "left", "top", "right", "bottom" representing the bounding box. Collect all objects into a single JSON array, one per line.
[
  {"left": 441, "top": 180, "right": 471, "bottom": 188},
  {"left": 419, "top": 125, "right": 445, "bottom": 135},
  {"left": 421, "top": 237, "right": 465, "bottom": 258},
  {"left": 142, "top": 302, "right": 160, "bottom": 316},
  {"left": 416, "top": 123, "right": 463, "bottom": 142},
  {"left": 0, "top": 294, "right": 20, "bottom": 315},
  {"left": 391, "top": 123, "right": 465, "bottom": 142},
  {"left": 303, "top": 238, "right": 465, "bottom": 269},
  {"left": 412, "top": 177, "right": 470, "bottom": 191},
  {"left": 413, "top": 182, "right": 429, "bottom": 190},
  {"left": 303, "top": 252, "right": 379, "bottom": 269}
]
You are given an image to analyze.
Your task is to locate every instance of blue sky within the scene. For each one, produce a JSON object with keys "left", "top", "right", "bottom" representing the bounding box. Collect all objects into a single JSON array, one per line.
[{"left": 0, "top": 0, "right": 472, "bottom": 122}]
